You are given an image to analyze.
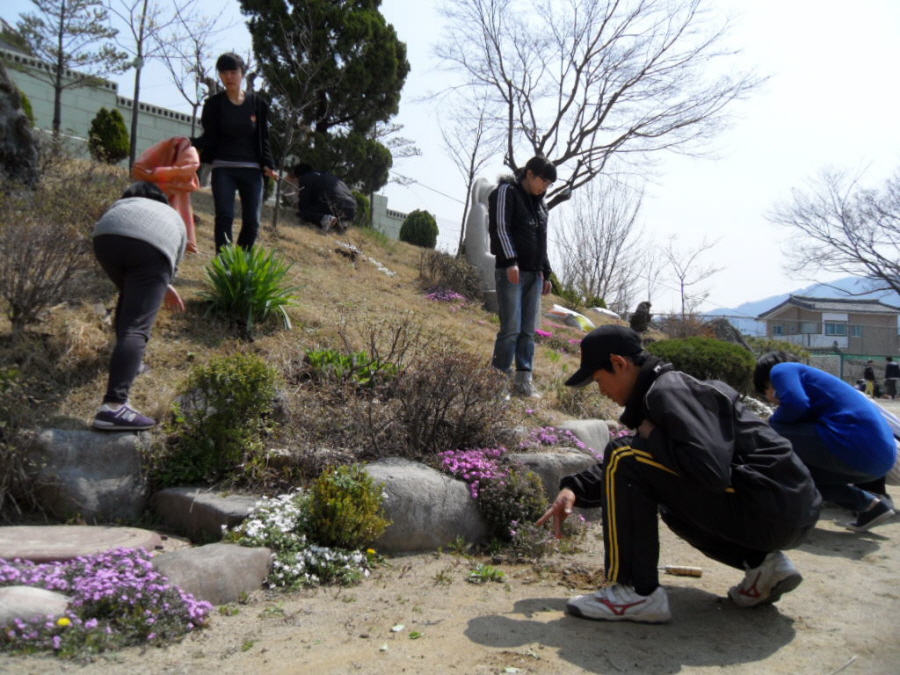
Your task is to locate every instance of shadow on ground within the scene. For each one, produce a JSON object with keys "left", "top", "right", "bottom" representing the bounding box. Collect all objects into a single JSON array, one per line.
[{"left": 465, "top": 587, "right": 796, "bottom": 674}]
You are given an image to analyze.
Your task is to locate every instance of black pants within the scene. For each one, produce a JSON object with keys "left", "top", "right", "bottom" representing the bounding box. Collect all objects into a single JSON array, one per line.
[
  {"left": 602, "top": 437, "right": 814, "bottom": 595},
  {"left": 93, "top": 235, "right": 172, "bottom": 405}
]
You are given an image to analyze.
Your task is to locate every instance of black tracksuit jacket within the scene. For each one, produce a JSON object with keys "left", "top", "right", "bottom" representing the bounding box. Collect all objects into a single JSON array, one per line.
[
  {"left": 562, "top": 359, "right": 821, "bottom": 557},
  {"left": 488, "top": 176, "right": 552, "bottom": 277}
]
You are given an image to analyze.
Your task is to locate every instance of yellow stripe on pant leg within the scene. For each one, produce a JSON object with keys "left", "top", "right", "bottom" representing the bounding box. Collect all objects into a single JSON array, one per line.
[{"left": 604, "top": 445, "right": 680, "bottom": 582}]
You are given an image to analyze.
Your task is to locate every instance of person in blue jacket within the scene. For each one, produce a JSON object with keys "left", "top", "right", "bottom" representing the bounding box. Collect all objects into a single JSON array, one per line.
[{"left": 754, "top": 352, "right": 897, "bottom": 532}]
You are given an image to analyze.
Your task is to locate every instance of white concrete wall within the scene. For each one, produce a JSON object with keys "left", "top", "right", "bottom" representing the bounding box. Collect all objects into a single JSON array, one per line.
[{"left": 2, "top": 46, "right": 198, "bottom": 163}]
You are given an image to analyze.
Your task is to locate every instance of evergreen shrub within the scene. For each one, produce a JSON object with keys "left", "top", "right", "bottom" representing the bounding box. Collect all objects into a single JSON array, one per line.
[
  {"left": 158, "top": 353, "right": 279, "bottom": 486},
  {"left": 306, "top": 464, "right": 390, "bottom": 550},
  {"left": 399, "top": 209, "right": 438, "bottom": 249},
  {"left": 647, "top": 336, "right": 755, "bottom": 395},
  {"left": 87, "top": 108, "right": 129, "bottom": 164}
]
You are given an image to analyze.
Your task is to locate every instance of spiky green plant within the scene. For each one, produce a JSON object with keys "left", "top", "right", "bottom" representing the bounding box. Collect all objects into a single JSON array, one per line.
[{"left": 202, "top": 244, "right": 299, "bottom": 336}]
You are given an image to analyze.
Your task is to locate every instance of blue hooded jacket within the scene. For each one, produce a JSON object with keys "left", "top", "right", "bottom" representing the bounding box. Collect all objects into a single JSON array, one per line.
[{"left": 770, "top": 362, "right": 896, "bottom": 476}]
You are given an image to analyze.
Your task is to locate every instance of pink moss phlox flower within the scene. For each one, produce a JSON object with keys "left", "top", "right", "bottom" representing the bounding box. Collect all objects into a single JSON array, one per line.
[
  {"left": 425, "top": 289, "right": 466, "bottom": 303},
  {"left": 0, "top": 548, "right": 212, "bottom": 656},
  {"left": 519, "top": 426, "right": 598, "bottom": 457},
  {"left": 439, "top": 447, "right": 508, "bottom": 498},
  {"left": 535, "top": 329, "right": 553, "bottom": 339}
]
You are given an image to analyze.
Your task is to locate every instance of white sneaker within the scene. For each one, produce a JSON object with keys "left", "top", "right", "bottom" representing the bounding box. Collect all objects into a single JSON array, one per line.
[
  {"left": 728, "top": 551, "right": 802, "bottom": 607},
  {"left": 566, "top": 584, "right": 671, "bottom": 624}
]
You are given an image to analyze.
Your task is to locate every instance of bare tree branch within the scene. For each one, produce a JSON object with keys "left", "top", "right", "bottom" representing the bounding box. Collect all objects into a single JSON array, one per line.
[
  {"left": 769, "top": 167, "right": 900, "bottom": 296},
  {"left": 664, "top": 234, "right": 723, "bottom": 318},
  {"left": 436, "top": 0, "right": 762, "bottom": 208},
  {"left": 553, "top": 176, "right": 645, "bottom": 315}
]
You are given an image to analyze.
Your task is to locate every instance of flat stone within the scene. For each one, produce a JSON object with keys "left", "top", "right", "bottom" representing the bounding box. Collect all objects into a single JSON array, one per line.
[
  {"left": 151, "top": 488, "right": 260, "bottom": 544},
  {"left": 0, "top": 525, "right": 164, "bottom": 563}
]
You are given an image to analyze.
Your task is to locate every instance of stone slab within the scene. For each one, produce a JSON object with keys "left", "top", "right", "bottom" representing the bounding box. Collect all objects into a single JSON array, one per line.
[{"left": 0, "top": 525, "right": 164, "bottom": 563}]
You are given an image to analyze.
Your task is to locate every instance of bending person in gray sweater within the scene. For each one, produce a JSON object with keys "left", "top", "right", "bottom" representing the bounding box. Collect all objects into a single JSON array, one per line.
[{"left": 91, "top": 182, "right": 186, "bottom": 430}]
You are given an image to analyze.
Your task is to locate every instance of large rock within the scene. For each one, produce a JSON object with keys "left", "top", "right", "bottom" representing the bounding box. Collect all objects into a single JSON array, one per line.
[
  {"left": 507, "top": 451, "right": 599, "bottom": 500},
  {"left": 557, "top": 419, "right": 611, "bottom": 457},
  {"left": 0, "top": 587, "right": 69, "bottom": 626},
  {"left": 0, "top": 61, "right": 39, "bottom": 186},
  {"left": 33, "top": 429, "right": 150, "bottom": 523},
  {"left": 152, "top": 543, "right": 271, "bottom": 606},
  {"left": 151, "top": 488, "right": 260, "bottom": 544},
  {"left": 366, "top": 458, "right": 488, "bottom": 553}
]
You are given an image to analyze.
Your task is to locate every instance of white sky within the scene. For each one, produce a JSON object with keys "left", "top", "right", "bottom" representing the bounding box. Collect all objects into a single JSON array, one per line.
[{"left": 5, "top": 0, "right": 900, "bottom": 314}]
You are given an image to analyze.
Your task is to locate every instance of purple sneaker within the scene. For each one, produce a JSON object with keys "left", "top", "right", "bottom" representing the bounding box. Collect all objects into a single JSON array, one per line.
[{"left": 92, "top": 404, "right": 156, "bottom": 431}]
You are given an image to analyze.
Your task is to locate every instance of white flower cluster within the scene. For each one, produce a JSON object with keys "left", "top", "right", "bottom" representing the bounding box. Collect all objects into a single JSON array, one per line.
[
  {"left": 225, "top": 491, "right": 309, "bottom": 552},
  {"left": 269, "top": 546, "right": 370, "bottom": 589},
  {"left": 224, "top": 489, "right": 373, "bottom": 589}
]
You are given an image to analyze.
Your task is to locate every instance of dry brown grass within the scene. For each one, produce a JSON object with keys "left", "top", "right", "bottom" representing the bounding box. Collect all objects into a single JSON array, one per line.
[{"left": 0, "top": 183, "right": 623, "bottom": 435}]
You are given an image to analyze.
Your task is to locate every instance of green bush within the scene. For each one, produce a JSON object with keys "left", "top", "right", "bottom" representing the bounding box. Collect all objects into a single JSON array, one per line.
[
  {"left": 745, "top": 336, "right": 809, "bottom": 360},
  {"left": 306, "top": 464, "right": 390, "bottom": 549},
  {"left": 399, "top": 209, "right": 438, "bottom": 249},
  {"left": 647, "top": 337, "right": 755, "bottom": 395},
  {"left": 352, "top": 190, "right": 370, "bottom": 227},
  {"left": 476, "top": 465, "right": 548, "bottom": 541},
  {"left": 202, "top": 244, "right": 299, "bottom": 338},
  {"left": 158, "top": 353, "right": 279, "bottom": 486},
  {"left": 87, "top": 108, "right": 129, "bottom": 164}
]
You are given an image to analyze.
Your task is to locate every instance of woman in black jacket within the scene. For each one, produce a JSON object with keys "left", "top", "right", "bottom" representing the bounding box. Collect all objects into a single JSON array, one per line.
[{"left": 192, "top": 53, "right": 277, "bottom": 252}]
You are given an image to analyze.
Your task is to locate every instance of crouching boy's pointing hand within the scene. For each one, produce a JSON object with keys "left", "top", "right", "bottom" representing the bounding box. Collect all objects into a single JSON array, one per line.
[{"left": 536, "top": 488, "right": 577, "bottom": 539}]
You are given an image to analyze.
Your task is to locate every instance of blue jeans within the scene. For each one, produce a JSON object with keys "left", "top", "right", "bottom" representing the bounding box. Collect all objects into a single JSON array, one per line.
[
  {"left": 211, "top": 166, "right": 264, "bottom": 252},
  {"left": 491, "top": 268, "right": 543, "bottom": 373},
  {"left": 771, "top": 420, "right": 878, "bottom": 512}
]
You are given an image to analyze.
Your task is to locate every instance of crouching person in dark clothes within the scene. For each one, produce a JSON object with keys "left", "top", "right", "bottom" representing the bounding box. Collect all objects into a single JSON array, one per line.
[
  {"left": 536, "top": 326, "right": 821, "bottom": 623},
  {"left": 91, "top": 182, "right": 186, "bottom": 431},
  {"left": 292, "top": 163, "right": 357, "bottom": 233}
]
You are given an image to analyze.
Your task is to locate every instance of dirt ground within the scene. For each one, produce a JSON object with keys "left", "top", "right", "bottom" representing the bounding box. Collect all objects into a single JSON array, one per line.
[{"left": 1, "top": 503, "right": 898, "bottom": 675}]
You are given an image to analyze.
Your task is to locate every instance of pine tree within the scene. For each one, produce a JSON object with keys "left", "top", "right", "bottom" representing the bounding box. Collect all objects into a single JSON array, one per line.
[
  {"left": 17, "top": 0, "right": 128, "bottom": 136},
  {"left": 88, "top": 107, "right": 129, "bottom": 164},
  {"left": 239, "top": 0, "right": 409, "bottom": 192},
  {"left": 399, "top": 210, "right": 438, "bottom": 249}
]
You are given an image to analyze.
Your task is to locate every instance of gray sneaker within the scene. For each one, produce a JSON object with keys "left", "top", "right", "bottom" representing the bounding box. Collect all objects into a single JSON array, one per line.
[
  {"left": 92, "top": 404, "right": 156, "bottom": 431},
  {"left": 512, "top": 371, "right": 542, "bottom": 398},
  {"left": 567, "top": 585, "right": 671, "bottom": 624},
  {"left": 728, "top": 551, "right": 802, "bottom": 607}
]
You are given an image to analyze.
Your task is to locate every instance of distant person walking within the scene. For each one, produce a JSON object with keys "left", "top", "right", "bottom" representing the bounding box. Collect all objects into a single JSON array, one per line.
[
  {"left": 191, "top": 53, "right": 278, "bottom": 252},
  {"left": 488, "top": 156, "right": 556, "bottom": 398},
  {"left": 91, "top": 182, "right": 186, "bottom": 431},
  {"left": 864, "top": 360, "right": 876, "bottom": 397},
  {"left": 292, "top": 163, "right": 357, "bottom": 233},
  {"left": 885, "top": 356, "right": 900, "bottom": 399}
]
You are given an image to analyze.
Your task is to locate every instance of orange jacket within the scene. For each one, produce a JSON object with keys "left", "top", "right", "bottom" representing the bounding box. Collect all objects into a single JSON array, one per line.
[{"left": 133, "top": 137, "right": 200, "bottom": 253}]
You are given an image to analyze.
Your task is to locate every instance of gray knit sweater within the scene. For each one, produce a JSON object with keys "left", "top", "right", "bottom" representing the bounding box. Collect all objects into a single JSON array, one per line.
[{"left": 92, "top": 198, "right": 187, "bottom": 276}]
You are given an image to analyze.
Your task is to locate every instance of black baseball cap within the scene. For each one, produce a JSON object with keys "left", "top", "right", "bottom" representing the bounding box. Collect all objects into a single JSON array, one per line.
[{"left": 565, "top": 325, "right": 644, "bottom": 387}]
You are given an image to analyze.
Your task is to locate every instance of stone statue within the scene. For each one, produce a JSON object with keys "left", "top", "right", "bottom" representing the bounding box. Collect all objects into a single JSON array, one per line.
[
  {"left": 463, "top": 177, "right": 498, "bottom": 312},
  {"left": 629, "top": 301, "right": 653, "bottom": 333},
  {"left": 0, "top": 61, "right": 39, "bottom": 186}
]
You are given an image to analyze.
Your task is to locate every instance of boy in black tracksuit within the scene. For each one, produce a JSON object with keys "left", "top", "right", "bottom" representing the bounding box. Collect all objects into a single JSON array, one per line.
[{"left": 537, "top": 326, "right": 821, "bottom": 623}]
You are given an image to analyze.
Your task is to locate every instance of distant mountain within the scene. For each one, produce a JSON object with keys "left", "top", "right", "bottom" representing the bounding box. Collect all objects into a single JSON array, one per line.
[{"left": 703, "top": 277, "right": 900, "bottom": 336}]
